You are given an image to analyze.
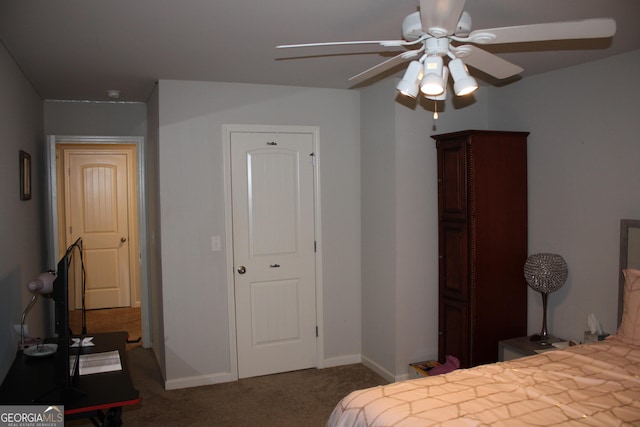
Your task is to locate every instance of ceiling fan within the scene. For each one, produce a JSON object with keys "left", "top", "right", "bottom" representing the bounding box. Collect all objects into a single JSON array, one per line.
[{"left": 277, "top": 0, "right": 616, "bottom": 109}]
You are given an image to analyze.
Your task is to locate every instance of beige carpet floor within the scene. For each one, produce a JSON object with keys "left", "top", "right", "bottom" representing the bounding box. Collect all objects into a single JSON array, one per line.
[
  {"left": 65, "top": 308, "right": 388, "bottom": 426},
  {"left": 66, "top": 349, "right": 388, "bottom": 426}
]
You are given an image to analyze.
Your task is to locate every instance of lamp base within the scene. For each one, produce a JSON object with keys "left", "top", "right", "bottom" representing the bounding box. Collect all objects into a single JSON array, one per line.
[
  {"left": 18, "top": 337, "right": 39, "bottom": 350},
  {"left": 529, "top": 333, "right": 552, "bottom": 345},
  {"left": 529, "top": 292, "right": 553, "bottom": 344}
]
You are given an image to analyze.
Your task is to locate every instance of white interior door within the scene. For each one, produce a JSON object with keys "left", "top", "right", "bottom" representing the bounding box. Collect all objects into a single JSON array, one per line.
[
  {"left": 231, "top": 130, "right": 317, "bottom": 379},
  {"left": 64, "top": 147, "right": 137, "bottom": 309}
]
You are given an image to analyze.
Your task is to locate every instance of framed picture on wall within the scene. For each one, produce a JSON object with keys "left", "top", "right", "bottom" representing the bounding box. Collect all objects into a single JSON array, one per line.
[{"left": 20, "top": 150, "right": 31, "bottom": 201}]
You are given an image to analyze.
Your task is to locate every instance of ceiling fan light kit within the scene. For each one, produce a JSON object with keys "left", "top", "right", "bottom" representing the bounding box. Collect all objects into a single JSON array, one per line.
[
  {"left": 277, "top": 0, "right": 616, "bottom": 116},
  {"left": 420, "top": 56, "right": 446, "bottom": 96},
  {"left": 449, "top": 58, "right": 478, "bottom": 96},
  {"left": 426, "top": 67, "right": 449, "bottom": 102},
  {"left": 397, "top": 60, "right": 424, "bottom": 98}
]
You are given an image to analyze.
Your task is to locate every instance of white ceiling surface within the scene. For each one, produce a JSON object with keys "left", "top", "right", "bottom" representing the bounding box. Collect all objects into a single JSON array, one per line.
[{"left": 1, "top": 0, "right": 638, "bottom": 102}]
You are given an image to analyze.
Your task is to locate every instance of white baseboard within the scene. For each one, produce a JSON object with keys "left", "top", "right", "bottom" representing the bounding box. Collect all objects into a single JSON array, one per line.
[
  {"left": 162, "top": 354, "right": 399, "bottom": 390},
  {"left": 394, "top": 372, "right": 410, "bottom": 382},
  {"left": 322, "top": 353, "right": 361, "bottom": 368},
  {"left": 360, "top": 355, "right": 396, "bottom": 383},
  {"left": 165, "top": 372, "right": 234, "bottom": 390},
  {"left": 151, "top": 347, "right": 167, "bottom": 384}
]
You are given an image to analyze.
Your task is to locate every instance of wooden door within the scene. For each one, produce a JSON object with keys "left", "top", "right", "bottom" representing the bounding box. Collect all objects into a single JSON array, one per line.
[
  {"left": 62, "top": 146, "right": 139, "bottom": 309},
  {"left": 231, "top": 130, "right": 317, "bottom": 379}
]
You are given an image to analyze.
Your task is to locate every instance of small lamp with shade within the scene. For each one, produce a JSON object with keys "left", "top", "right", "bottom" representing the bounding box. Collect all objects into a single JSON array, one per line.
[{"left": 20, "top": 271, "right": 55, "bottom": 350}]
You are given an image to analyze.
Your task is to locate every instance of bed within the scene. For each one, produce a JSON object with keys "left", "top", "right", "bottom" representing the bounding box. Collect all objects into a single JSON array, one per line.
[{"left": 327, "top": 222, "right": 640, "bottom": 426}]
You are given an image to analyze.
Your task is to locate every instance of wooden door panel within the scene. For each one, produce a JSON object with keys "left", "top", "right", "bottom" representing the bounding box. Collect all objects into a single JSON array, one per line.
[
  {"left": 83, "top": 248, "right": 122, "bottom": 308},
  {"left": 66, "top": 150, "right": 133, "bottom": 309},
  {"left": 437, "top": 139, "right": 467, "bottom": 220},
  {"left": 439, "top": 220, "right": 469, "bottom": 301},
  {"left": 439, "top": 298, "right": 470, "bottom": 368}
]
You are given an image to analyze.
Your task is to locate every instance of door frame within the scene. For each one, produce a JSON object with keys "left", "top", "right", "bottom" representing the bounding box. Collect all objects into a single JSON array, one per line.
[
  {"left": 45, "top": 135, "right": 151, "bottom": 348},
  {"left": 223, "top": 124, "right": 324, "bottom": 380}
]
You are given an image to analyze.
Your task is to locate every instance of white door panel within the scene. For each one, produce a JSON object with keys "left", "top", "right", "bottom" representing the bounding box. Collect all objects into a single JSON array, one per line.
[{"left": 231, "top": 131, "right": 316, "bottom": 379}]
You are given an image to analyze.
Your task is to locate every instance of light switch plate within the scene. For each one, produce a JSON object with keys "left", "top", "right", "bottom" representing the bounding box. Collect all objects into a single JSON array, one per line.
[{"left": 211, "top": 235, "right": 222, "bottom": 251}]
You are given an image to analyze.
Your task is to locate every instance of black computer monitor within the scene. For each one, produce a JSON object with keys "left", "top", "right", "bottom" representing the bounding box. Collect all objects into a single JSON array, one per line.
[
  {"left": 52, "top": 253, "right": 71, "bottom": 389},
  {"left": 51, "top": 237, "right": 85, "bottom": 397}
]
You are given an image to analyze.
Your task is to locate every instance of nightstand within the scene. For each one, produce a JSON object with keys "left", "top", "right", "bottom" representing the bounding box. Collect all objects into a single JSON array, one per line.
[{"left": 498, "top": 335, "right": 566, "bottom": 361}]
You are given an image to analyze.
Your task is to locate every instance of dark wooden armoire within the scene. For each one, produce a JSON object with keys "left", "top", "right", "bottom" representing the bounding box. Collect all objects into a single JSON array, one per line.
[{"left": 432, "top": 130, "right": 529, "bottom": 368}]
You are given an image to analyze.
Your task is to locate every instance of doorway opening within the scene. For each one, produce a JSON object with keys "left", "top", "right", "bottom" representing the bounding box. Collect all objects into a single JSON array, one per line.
[
  {"left": 46, "top": 136, "right": 150, "bottom": 348},
  {"left": 68, "top": 307, "right": 142, "bottom": 350}
]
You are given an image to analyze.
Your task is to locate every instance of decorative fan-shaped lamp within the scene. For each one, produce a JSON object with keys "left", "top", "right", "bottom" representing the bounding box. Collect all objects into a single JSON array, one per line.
[{"left": 523, "top": 253, "right": 568, "bottom": 343}]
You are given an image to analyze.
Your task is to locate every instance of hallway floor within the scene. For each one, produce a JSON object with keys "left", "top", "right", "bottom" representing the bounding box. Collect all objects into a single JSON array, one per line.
[{"left": 68, "top": 306, "right": 142, "bottom": 349}]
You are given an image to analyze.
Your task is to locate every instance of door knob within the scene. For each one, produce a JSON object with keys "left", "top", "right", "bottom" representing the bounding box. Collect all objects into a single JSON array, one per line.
[
  {"left": 120, "top": 237, "right": 127, "bottom": 243},
  {"left": 237, "top": 266, "right": 246, "bottom": 274}
]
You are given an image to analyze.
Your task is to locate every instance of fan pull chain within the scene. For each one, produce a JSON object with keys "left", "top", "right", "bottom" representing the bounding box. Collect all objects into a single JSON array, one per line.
[{"left": 433, "top": 101, "right": 438, "bottom": 120}]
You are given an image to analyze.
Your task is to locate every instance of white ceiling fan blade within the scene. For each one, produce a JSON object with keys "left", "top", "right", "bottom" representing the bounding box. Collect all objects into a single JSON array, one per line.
[
  {"left": 277, "top": 40, "right": 408, "bottom": 49},
  {"left": 451, "top": 45, "right": 523, "bottom": 79},
  {"left": 460, "top": 18, "right": 616, "bottom": 45},
  {"left": 348, "top": 50, "right": 421, "bottom": 85},
  {"left": 419, "top": 0, "right": 466, "bottom": 37}
]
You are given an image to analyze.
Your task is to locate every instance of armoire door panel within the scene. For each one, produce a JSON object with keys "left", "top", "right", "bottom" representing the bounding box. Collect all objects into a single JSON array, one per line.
[
  {"left": 439, "top": 220, "right": 469, "bottom": 301},
  {"left": 437, "top": 138, "right": 467, "bottom": 220},
  {"left": 438, "top": 298, "right": 470, "bottom": 367}
]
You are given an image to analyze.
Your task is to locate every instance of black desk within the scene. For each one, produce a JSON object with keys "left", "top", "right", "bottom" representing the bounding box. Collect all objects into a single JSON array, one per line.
[{"left": 0, "top": 332, "right": 140, "bottom": 426}]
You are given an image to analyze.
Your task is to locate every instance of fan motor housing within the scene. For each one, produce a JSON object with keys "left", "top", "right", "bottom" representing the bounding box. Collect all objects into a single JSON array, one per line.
[
  {"left": 454, "top": 11, "right": 472, "bottom": 37},
  {"left": 402, "top": 12, "right": 424, "bottom": 40}
]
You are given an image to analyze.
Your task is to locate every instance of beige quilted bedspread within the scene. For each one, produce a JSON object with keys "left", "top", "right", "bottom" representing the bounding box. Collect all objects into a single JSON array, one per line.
[{"left": 327, "top": 337, "right": 640, "bottom": 426}]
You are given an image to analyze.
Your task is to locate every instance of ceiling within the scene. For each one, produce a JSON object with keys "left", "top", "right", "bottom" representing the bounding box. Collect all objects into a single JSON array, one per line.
[{"left": 1, "top": 0, "right": 638, "bottom": 103}]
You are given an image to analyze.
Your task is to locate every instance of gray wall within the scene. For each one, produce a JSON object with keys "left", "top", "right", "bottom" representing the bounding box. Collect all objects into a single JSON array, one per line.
[
  {"left": 360, "top": 80, "right": 398, "bottom": 379},
  {"left": 0, "top": 42, "right": 45, "bottom": 380},
  {"left": 489, "top": 49, "right": 640, "bottom": 342},
  {"left": 3, "top": 36, "right": 638, "bottom": 385},
  {"left": 393, "top": 88, "right": 487, "bottom": 377},
  {"left": 43, "top": 100, "right": 146, "bottom": 137},
  {"left": 360, "top": 79, "right": 489, "bottom": 380},
  {"left": 145, "top": 85, "right": 166, "bottom": 381},
  {"left": 360, "top": 49, "right": 640, "bottom": 381},
  {"left": 157, "top": 80, "right": 362, "bottom": 388}
]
